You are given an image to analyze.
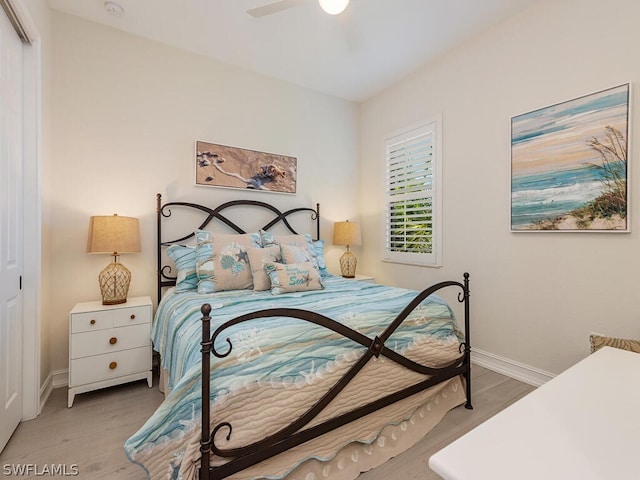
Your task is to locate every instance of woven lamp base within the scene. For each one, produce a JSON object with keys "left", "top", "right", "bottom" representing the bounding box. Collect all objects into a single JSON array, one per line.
[
  {"left": 99, "top": 261, "right": 131, "bottom": 305},
  {"left": 339, "top": 251, "right": 358, "bottom": 278}
]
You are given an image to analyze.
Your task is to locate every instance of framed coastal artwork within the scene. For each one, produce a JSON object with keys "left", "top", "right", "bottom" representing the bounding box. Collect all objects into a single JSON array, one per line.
[
  {"left": 196, "top": 141, "right": 297, "bottom": 194},
  {"left": 511, "top": 83, "right": 630, "bottom": 232}
]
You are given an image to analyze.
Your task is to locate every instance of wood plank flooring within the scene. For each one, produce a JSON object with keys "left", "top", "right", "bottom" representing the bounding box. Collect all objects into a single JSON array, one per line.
[{"left": 0, "top": 366, "right": 534, "bottom": 479}]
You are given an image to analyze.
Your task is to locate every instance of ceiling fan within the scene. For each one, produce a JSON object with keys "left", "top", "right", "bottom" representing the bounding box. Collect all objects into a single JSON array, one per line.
[{"left": 247, "top": 0, "right": 350, "bottom": 18}]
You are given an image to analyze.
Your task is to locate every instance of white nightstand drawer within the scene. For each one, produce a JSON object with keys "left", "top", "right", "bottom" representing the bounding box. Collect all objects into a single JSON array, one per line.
[
  {"left": 71, "top": 310, "right": 113, "bottom": 333},
  {"left": 70, "top": 323, "right": 151, "bottom": 359},
  {"left": 113, "top": 305, "right": 150, "bottom": 327},
  {"left": 70, "top": 346, "right": 152, "bottom": 387}
]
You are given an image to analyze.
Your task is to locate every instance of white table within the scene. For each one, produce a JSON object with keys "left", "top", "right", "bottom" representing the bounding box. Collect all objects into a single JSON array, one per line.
[{"left": 429, "top": 347, "right": 640, "bottom": 480}]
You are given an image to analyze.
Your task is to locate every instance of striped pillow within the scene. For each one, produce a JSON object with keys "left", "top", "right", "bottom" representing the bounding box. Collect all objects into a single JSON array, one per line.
[
  {"left": 311, "top": 239, "right": 328, "bottom": 277},
  {"left": 166, "top": 245, "right": 197, "bottom": 292},
  {"left": 589, "top": 334, "right": 640, "bottom": 354}
]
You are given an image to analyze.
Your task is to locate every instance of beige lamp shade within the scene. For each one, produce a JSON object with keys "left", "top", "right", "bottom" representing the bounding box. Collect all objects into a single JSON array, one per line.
[
  {"left": 87, "top": 215, "right": 141, "bottom": 305},
  {"left": 333, "top": 221, "right": 361, "bottom": 278},
  {"left": 333, "top": 221, "right": 362, "bottom": 247},
  {"left": 87, "top": 215, "right": 141, "bottom": 255}
]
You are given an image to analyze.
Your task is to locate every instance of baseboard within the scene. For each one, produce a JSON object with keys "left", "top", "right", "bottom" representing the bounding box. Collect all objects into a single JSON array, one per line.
[
  {"left": 39, "top": 369, "right": 69, "bottom": 412},
  {"left": 471, "top": 348, "right": 555, "bottom": 387},
  {"left": 39, "top": 374, "right": 53, "bottom": 414}
]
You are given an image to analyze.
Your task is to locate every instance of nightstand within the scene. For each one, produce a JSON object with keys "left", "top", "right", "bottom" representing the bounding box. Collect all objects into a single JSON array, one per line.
[{"left": 68, "top": 296, "right": 153, "bottom": 407}]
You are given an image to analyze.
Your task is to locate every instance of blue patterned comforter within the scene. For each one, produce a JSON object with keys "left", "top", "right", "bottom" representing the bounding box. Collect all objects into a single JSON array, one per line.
[{"left": 125, "top": 275, "right": 463, "bottom": 479}]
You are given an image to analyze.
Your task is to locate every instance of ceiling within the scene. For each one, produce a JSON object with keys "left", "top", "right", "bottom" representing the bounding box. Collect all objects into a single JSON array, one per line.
[{"left": 48, "top": 0, "right": 541, "bottom": 102}]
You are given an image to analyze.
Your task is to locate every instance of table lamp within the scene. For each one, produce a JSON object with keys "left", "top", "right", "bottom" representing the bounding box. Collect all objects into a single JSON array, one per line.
[
  {"left": 87, "top": 214, "right": 141, "bottom": 305},
  {"left": 333, "top": 220, "right": 362, "bottom": 278}
]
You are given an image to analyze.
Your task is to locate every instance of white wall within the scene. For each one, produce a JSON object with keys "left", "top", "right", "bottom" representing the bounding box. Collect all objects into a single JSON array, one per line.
[
  {"left": 48, "top": 12, "right": 359, "bottom": 376},
  {"left": 22, "top": 0, "right": 53, "bottom": 388},
  {"left": 359, "top": 0, "right": 640, "bottom": 376},
  {"left": 43, "top": 0, "right": 640, "bottom": 383}
]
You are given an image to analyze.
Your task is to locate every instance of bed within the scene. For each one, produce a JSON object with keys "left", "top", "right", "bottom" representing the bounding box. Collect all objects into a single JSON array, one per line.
[{"left": 124, "top": 194, "right": 472, "bottom": 480}]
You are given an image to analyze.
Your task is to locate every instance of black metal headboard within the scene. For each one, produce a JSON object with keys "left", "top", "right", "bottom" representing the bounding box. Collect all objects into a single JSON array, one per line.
[{"left": 156, "top": 194, "right": 320, "bottom": 302}]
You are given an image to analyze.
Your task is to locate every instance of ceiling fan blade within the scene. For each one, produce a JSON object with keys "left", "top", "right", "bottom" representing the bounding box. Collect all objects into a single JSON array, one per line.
[{"left": 247, "top": 0, "right": 308, "bottom": 18}]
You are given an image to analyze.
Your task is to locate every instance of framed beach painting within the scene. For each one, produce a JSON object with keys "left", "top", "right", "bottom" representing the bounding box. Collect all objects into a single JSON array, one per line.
[
  {"left": 511, "top": 83, "right": 630, "bottom": 232},
  {"left": 196, "top": 141, "right": 297, "bottom": 194}
]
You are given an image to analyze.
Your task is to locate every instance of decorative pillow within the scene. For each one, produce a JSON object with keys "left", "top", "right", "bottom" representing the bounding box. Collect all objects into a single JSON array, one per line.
[
  {"left": 195, "top": 230, "right": 215, "bottom": 294},
  {"left": 246, "top": 245, "right": 281, "bottom": 291},
  {"left": 280, "top": 244, "right": 315, "bottom": 265},
  {"left": 261, "top": 230, "right": 320, "bottom": 272},
  {"left": 166, "top": 245, "right": 197, "bottom": 292},
  {"left": 311, "top": 239, "right": 328, "bottom": 277},
  {"left": 260, "top": 231, "right": 312, "bottom": 249},
  {"left": 195, "top": 230, "right": 261, "bottom": 293},
  {"left": 264, "top": 262, "right": 324, "bottom": 295},
  {"left": 589, "top": 334, "right": 640, "bottom": 354}
]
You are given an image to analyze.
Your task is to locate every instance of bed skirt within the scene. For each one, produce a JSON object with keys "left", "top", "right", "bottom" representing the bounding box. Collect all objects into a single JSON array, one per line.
[{"left": 156, "top": 368, "right": 464, "bottom": 480}]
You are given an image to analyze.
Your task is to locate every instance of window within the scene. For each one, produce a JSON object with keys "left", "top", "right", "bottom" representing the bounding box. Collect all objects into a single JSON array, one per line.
[{"left": 383, "top": 115, "right": 442, "bottom": 267}]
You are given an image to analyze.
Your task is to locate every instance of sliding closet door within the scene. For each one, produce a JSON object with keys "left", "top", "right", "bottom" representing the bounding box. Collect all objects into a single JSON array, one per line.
[{"left": 0, "top": 2, "right": 24, "bottom": 453}]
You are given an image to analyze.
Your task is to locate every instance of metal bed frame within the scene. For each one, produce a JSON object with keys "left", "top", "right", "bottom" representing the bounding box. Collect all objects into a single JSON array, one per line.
[{"left": 155, "top": 194, "right": 472, "bottom": 480}]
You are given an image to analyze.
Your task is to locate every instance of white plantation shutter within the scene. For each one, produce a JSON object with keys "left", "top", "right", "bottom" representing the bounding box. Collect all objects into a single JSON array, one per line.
[{"left": 384, "top": 116, "right": 442, "bottom": 266}]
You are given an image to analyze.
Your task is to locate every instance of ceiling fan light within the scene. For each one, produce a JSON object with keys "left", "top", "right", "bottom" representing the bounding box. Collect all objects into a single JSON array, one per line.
[{"left": 318, "top": 0, "right": 350, "bottom": 15}]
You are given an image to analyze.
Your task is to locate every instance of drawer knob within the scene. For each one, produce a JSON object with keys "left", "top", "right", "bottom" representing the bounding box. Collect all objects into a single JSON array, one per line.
[
  {"left": 90, "top": 319, "right": 96, "bottom": 325},
  {"left": 130, "top": 314, "right": 136, "bottom": 320},
  {"left": 109, "top": 361, "right": 117, "bottom": 370},
  {"left": 109, "top": 337, "right": 118, "bottom": 345}
]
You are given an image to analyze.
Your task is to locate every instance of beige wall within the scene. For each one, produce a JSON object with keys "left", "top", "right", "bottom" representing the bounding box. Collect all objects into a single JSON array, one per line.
[
  {"left": 359, "top": 0, "right": 640, "bottom": 375},
  {"left": 47, "top": 12, "right": 359, "bottom": 376}
]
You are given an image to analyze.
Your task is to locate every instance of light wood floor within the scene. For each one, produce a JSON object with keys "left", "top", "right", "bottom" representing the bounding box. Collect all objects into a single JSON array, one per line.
[{"left": 0, "top": 366, "right": 534, "bottom": 479}]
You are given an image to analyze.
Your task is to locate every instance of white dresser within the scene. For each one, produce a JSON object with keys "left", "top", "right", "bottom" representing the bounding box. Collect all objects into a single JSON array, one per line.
[
  {"left": 429, "top": 346, "right": 640, "bottom": 480},
  {"left": 68, "top": 296, "right": 153, "bottom": 407}
]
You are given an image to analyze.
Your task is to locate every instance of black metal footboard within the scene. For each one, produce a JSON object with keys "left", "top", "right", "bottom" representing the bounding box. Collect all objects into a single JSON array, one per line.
[{"left": 199, "top": 273, "right": 472, "bottom": 480}]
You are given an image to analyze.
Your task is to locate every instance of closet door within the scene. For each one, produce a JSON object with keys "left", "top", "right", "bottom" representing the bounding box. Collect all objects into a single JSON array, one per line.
[{"left": 0, "top": 1, "right": 24, "bottom": 453}]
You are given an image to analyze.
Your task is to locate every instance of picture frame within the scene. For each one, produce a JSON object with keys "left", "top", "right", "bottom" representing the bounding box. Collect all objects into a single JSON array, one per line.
[
  {"left": 511, "top": 83, "right": 630, "bottom": 232},
  {"left": 196, "top": 141, "right": 297, "bottom": 194}
]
